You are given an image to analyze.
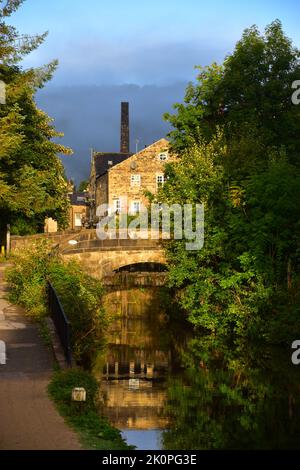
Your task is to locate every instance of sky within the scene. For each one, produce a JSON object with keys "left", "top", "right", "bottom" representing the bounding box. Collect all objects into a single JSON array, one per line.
[{"left": 7, "top": 0, "right": 300, "bottom": 182}]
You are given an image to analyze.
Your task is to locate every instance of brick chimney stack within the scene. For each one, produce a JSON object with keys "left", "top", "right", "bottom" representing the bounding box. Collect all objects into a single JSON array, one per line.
[{"left": 120, "top": 101, "right": 129, "bottom": 153}]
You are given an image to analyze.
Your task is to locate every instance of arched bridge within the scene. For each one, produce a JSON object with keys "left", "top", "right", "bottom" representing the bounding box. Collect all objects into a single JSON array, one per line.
[
  {"left": 10, "top": 229, "right": 167, "bottom": 282},
  {"left": 60, "top": 230, "right": 167, "bottom": 281}
]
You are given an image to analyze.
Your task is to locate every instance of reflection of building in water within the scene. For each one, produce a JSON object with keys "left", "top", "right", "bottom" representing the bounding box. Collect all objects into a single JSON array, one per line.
[
  {"left": 104, "top": 348, "right": 170, "bottom": 379},
  {"left": 101, "top": 378, "right": 168, "bottom": 429},
  {"left": 99, "top": 288, "right": 174, "bottom": 430},
  {"left": 101, "top": 344, "right": 171, "bottom": 429}
]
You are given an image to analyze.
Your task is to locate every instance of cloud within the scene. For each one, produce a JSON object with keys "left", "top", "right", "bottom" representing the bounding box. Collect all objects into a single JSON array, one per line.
[
  {"left": 31, "top": 38, "right": 228, "bottom": 86},
  {"left": 36, "top": 82, "right": 187, "bottom": 183}
]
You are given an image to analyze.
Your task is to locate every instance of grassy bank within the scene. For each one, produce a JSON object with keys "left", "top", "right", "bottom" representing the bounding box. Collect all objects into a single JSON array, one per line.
[{"left": 48, "top": 369, "right": 132, "bottom": 450}]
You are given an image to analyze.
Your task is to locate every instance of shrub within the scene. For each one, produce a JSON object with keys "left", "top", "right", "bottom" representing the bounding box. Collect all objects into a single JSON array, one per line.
[
  {"left": 49, "top": 260, "right": 107, "bottom": 366},
  {"left": 6, "top": 240, "right": 50, "bottom": 313},
  {"left": 6, "top": 241, "right": 107, "bottom": 366}
]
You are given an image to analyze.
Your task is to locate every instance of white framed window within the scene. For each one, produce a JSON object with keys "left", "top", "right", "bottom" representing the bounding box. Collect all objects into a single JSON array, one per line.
[
  {"left": 131, "top": 201, "right": 140, "bottom": 214},
  {"left": 74, "top": 213, "right": 82, "bottom": 227},
  {"left": 156, "top": 174, "right": 165, "bottom": 188},
  {"left": 113, "top": 198, "right": 121, "bottom": 213},
  {"left": 158, "top": 152, "right": 168, "bottom": 161},
  {"left": 130, "top": 174, "right": 141, "bottom": 186}
]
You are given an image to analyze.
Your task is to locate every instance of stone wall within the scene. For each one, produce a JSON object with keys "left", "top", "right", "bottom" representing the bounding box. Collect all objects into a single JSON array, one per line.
[
  {"left": 62, "top": 245, "right": 165, "bottom": 278},
  {"left": 103, "top": 271, "right": 167, "bottom": 287},
  {"left": 10, "top": 229, "right": 94, "bottom": 252},
  {"left": 96, "top": 172, "right": 108, "bottom": 207},
  {"left": 108, "top": 139, "right": 171, "bottom": 211},
  {"left": 94, "top": 139, "right": 175, "bottom": 212}
]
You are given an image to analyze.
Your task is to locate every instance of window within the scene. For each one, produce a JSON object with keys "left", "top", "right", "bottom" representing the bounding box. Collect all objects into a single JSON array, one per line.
[
  {"left": 131, "top": 201, "right": 140, "bottom": 214},
  {"left": 131, "top": 174, "right": 141, "bottom": 186},
  {"left": 156, "top": 174, "right": 165, "bottom": 188},
  {"left": 113, "top": 198, "right": 121, "bottom": 213},
  {"left": 158, "top": 152, "right": 168, "bottom": 161},
  {"left": 74, "top": 213, "right": 82, "bottom": 227}
]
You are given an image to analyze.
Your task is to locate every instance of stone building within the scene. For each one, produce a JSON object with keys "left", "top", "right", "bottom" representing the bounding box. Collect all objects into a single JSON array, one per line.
[
  {"left": 101, "top": 138, "right": 171, "bottom": 215},
  {"left": 89, "top": 101, "right": 174, "bottom": 219},
  {"left": 68, "top": 191, "right": 89, "bottom": 229}
]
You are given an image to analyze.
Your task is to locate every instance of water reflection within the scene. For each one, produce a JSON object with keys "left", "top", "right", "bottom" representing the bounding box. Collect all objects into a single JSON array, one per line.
[
  {"left": 95, "top": 287, "right": 300, "bottom": 450},
  {"left": 94, "top": 287, "right": 188, "bottom": 449},
  {"left": 162, "top": 338, "right": 300, "bottom": 450}
]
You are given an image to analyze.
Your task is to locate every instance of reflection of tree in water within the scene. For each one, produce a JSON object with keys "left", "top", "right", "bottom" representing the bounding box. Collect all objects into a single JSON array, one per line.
[{"left": 162, "top": 337, "right": 300, "bottom": 449}]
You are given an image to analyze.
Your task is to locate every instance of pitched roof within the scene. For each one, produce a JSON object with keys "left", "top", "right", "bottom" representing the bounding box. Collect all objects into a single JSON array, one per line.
[
  {"left": 68, "top": 192, "right": 88, "bottom": 206},
  {"left": 93, "top": 152, "right": 132, "bottom": 178},
  {"left": 109, "top": 138, "right": 170, "bottom": 172}
]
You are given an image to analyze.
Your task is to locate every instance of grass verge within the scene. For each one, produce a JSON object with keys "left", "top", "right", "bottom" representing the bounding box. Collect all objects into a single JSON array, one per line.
[{"left": 48, "top": 368, "right": 133, "bottom": 450}]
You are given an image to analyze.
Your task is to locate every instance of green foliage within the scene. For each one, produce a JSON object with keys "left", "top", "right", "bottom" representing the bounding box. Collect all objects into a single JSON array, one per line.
[
  {"left": 10, "top": 217, "right": 41, "bottom": 236},
  {"left": 165, "top": 20, "right": 300, "bottom": 162},
  {"left": 48, "top": 369, "right": 131, "bottom": 450},
  {"left": 0, "top": 1, "right": 72, "bottom": 237},
  {"left": 6, "top": 240, "right": 50, "bottom": 318},
  {"left": 49, "top": 260, "right": 107, "bottom": 367},
  {"left": 77, "top": 180, "right": 89, "bottom": 192},
  {"left": 38, "top": 318, "right": 52, "bottom": 348},
  {"left": 6, "top": 241, "right": 107, "bottom": 365},
  {"left": 162, "top": 338, "right": 300, "bottom": 449},
  {"left": 162, "top": 21, "right": 300, "bottom": 343}
]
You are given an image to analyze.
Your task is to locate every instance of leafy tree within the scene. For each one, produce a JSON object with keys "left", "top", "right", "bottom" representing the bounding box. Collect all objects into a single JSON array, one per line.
[
  {"left": 77, "top": 180, "right": 89, "bottom": 192},
  {"left": 162, "top": 21, "right": 300, "bottom": 341},
  {"left": 0, "top": 0, "right": 72, "bottom": 237},
  {"left": 165, "top": 20, "right": 300, "bottom": 168}
]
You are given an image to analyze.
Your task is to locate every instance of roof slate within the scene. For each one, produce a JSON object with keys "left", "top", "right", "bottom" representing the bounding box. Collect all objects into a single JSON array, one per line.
[
  {"left": 68, "top": 192, "right": 88, "bottom": 206},
  {"left": 94, "top": 152, "right": 132, "bottom": 178}
]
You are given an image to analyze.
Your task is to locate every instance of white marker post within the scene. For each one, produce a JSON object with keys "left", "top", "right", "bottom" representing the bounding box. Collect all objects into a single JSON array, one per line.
[
  {"left": 0, "top": 81, "right": 6, "bottom": 105},
  {"left": 0, "top": 340, "right": 6, "bottom": 365}
]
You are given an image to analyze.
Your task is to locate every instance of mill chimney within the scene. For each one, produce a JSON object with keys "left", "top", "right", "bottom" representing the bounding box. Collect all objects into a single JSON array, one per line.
[{"left": 120, "top": 101, "right": 129, "bottom": 153}]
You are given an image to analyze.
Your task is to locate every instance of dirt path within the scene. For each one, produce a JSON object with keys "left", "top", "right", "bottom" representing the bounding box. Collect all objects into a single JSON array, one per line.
[{"left": 0, "top": 263, "right": 81, "bottom": 450}]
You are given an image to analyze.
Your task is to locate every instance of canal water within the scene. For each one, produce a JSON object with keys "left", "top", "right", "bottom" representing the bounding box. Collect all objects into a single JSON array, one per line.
[{"left": 94, "top": 287, "right": 300, "bottom": 450}]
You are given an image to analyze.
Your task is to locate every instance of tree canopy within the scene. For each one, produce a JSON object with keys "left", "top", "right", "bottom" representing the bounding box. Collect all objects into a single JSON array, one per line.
[
  {"left": 77, "top": 180, "right": 89, "bottom": 192},
  {"left": 162, "top": 21, "right": 300, "bottom": 342},
  {"left": 0, "top": 0, "right": 72, "bottom": 236},
  {"left": 165, "top": 20, "right": 300, "bottom": 167}
]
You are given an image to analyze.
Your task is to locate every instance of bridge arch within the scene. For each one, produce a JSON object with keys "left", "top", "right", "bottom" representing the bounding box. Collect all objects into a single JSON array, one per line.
[
  {"left": 114, "top": 262, "right": 167, "bottom": 273},
  {"left": 62, "top": 245, "right": 166, "bottom": 279}
]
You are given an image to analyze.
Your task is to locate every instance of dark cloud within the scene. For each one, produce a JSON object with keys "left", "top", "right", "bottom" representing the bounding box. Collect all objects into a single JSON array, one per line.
[
  {"left": 36, "top": 82, "right": 187, "bottom": 183},
  {"left": 45, "top": 40, "right": 227, "bottom": 86}
]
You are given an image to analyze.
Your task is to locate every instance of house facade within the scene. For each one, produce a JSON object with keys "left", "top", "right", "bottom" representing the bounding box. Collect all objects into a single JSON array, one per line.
[
  {"left": 104, "top": 139, "right": 172, "bottom": 215},
  {"left": 89, "top": 151, "right": 132, "bottom": 214},
  {"left": 90, "top": 138, "right": 174, "bottom": 217},
  {"left": 68, "top": 192, "right": 89, "bottom": 229}
]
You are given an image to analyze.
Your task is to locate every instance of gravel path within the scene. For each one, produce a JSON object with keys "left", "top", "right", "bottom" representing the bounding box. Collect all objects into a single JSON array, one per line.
[{"left": 0, "top": 264, "right": 81, "bottom": 450}]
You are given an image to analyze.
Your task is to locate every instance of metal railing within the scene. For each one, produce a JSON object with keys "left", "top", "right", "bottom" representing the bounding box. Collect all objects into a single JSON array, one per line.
[{"left": 47, "top": 282, "right": 72, "bottom": 365}]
